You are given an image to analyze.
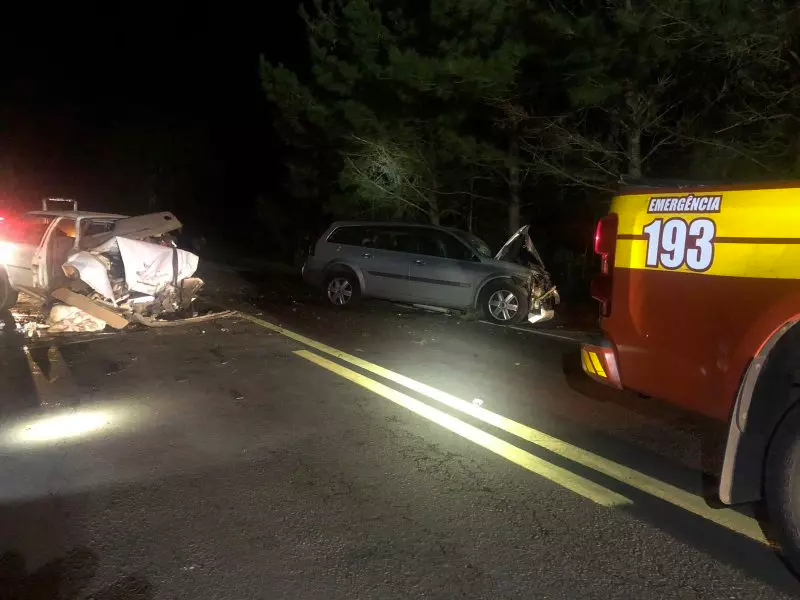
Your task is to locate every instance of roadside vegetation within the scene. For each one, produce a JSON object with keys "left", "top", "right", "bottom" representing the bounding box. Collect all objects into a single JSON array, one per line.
[{"left": 261, "top": 0, "right": 799, "bottom": 279}]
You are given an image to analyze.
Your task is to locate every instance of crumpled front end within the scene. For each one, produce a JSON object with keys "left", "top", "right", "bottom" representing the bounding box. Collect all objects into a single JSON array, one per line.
[
  {"left": 528, "top": 269, "right": 559, "bottom": 325},
  {"left": 51, "top": 212, "right": 206, "bottom": 331},
  {"left": 495, "top": 226, "right": 559, "bottom": 325}
]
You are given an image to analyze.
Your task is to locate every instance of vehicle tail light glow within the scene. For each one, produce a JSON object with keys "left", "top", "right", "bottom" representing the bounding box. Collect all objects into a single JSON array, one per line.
[
  {"left": 0, "top": 241, "right": 12, "bottom": 264},
  {"left": 591, "top": 213, "right": 618, "bottom": 317}
]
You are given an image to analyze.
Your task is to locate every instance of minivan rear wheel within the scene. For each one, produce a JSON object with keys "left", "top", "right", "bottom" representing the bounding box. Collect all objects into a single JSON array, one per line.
[
  {"left": 480, "top": 280, "right": 528, "bottom": 325},
  {"left": 323, "top": 272, "right": 361, "bottom": 307}
]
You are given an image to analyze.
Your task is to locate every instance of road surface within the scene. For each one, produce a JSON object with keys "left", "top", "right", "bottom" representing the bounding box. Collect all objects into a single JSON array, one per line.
[{"left": 0, "top": 269, "right": 797, "bottom": 599}]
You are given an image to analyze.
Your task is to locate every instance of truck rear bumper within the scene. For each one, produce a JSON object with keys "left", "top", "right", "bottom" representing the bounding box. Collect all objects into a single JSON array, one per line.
[{"left": 580, "top": 337, "right": 622, "bottom": 389}]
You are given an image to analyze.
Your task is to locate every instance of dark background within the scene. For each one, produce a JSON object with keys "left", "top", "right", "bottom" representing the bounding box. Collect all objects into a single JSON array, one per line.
[
  {"left": 0, "top": 0, "right": 597, "bottom": 295},
  {"left": 1, "top": 1, "right": 305, "bottom": 244}
]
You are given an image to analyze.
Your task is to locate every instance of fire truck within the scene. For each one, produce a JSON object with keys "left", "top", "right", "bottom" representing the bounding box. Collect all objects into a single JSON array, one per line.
[{"left": 582, "top": 181, "right": 800, "bottom": 570}]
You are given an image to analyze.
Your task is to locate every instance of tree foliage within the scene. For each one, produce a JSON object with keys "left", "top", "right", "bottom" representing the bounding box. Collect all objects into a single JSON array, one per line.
[{"left": 262, "top": 0, "right": 800, "bottom": 235}]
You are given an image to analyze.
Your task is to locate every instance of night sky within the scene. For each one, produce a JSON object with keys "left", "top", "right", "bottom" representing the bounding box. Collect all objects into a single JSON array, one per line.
[{"left": 1, "top": 1, "right": 302, "bottom": 236}]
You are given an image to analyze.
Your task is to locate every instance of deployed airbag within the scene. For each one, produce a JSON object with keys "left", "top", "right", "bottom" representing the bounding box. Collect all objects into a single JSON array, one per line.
[
  {"left": 63, "top": 251, "right": 116, "bottom": 301},
  {"left": 116, "top": 237, "right": 199, "bottom": 296}
]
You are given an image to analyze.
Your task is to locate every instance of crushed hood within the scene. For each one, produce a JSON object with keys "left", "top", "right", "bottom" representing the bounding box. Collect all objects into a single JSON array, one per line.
[
  {"left": 115, "top": 237, "right": 199, "bottom": 296},
  {"left": 55, "top": 208, "right": 202, "bottom": 329},
  {"left": 82, "top": 211, "right": 182, "bottom": 249},
  {"left": 494, "top": 225, "right": 547, "bottom": 271}
]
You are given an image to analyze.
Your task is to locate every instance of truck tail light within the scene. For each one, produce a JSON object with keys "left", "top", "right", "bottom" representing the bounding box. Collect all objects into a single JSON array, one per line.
[{"left": 591, "top": 213, "right": 618, "bottom": 316}]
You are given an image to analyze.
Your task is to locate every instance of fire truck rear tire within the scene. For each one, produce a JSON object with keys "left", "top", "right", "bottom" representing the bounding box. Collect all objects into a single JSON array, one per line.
[
  {"left": 0, "top": 271, "right": 18, "bottom": 311},
  {"left": 765, "top": 402, "right": 800, "bottom": 573}
]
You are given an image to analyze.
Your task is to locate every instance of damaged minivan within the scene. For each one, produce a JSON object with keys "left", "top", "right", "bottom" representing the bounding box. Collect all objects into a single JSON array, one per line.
[
  {"left": 0, "top": 207, "right": 204, "bottom": 331},
  {"left": 303, "top": 222, "right": 559, "bottom": 324}
]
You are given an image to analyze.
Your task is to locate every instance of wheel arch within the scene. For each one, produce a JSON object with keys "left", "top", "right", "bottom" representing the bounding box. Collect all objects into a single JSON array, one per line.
[
  {"left": 321, "top": 261, "right": 366, "bottom": 294},
  {"left": 720, "top": 314, "right": 800, "bottom": 504},
  {"left": 473, "top": 273, "right": 530, "bottom": 309}
]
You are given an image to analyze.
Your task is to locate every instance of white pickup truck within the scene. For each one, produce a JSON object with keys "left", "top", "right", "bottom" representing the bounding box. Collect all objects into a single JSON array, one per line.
[{"left": 0, "top": 207, "right": 191, "bottom": 323}]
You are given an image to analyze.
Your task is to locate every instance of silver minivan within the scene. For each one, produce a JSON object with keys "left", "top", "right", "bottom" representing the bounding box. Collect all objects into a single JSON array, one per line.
[{"left": 302, "top": 222, "right": 558, "bottom": 324}]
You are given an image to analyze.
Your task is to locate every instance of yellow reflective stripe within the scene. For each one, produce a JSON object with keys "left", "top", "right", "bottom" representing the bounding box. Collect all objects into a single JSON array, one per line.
[
  {"left": 615, "top": 238, "right": 800, "bottom": 279},
  {"left": 295, "top": 349, "right": 631, "bottom": 508},
  {"left": 611, "top": 187, "right": 800, "bottom": 279},
  {"left": 613, "top": 187, "right": 800, "bottom": 239},
  {"left": 588, "top": 351, "right": 607, "bottom": 378},
  {"left": 581, "top": 350, "right": 595, "bottom": 374}
]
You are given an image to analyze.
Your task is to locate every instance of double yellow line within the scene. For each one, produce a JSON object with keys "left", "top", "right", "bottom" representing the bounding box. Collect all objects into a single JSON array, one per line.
[{"left": 240, "top": 313, "right": 767, "bottom": 544}]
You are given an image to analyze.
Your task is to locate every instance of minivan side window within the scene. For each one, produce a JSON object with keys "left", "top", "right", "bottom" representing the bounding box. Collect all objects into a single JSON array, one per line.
[
  {"left": 373, "top": 227, "right": 417, "bottom": 253},
  {"left": 415, "top": 229, "right": 474, "bottom": 260},
  {"left": 327, "top": 226, "right": 368, "bottom": 246}
]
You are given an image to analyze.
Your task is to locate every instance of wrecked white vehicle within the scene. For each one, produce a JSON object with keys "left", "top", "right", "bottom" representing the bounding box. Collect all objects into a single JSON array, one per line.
[{"left": 0, "top": 207, "right": 206, "bottom": 331}]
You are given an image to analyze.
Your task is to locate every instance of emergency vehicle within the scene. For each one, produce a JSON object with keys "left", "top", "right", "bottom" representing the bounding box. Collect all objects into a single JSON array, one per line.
[{"left": 582, "top": 181, "right": 800, "bottom": 570}]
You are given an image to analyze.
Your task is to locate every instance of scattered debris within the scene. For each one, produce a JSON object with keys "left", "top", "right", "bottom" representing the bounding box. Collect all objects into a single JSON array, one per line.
[
  {"left": 472, "top": 398, "right": 484, "bottom": 407},
  {"left": 22, "top": 321, "right": 44, "bottom": 339},
  {"left": 48, "top": 304, "right": 106, "bottom": 333},
  {"left": 52, "top": 288, "right": 128, "bottom": 330},
  {"left": 129, "top": 310, "right": 234, "bottom": 328},
  {"left": 230, "top": 389, "right": 244, "bottom": 400}
]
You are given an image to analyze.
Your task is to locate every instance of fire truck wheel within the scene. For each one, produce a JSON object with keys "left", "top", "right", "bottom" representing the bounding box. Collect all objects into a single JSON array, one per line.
[
  {"left": 0, "top": 271, "right": 18, "bottom": 312},
  {"left": 765, "top": 401, "right": 800, "bottom": 573}
]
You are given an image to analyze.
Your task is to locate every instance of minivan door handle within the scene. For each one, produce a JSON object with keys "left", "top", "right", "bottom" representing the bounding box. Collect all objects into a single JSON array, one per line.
[
  {"left": 362, "top": 252, "right": 373, "bottom": 259},
  {"left": 414, "top": 259, "right": 426, "bottom": 266}
]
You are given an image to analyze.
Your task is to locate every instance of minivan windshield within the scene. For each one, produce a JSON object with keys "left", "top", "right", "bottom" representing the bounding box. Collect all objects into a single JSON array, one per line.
[{"left": 451, "top": 230, "right": 492, "bottom": 258}]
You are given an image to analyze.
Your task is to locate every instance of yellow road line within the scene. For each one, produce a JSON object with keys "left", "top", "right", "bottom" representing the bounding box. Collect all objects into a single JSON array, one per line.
[
  {"left": 294, "top": 349, "right": 630, "bottom": 508},
  {"left": 242, "top": 313, "right": 767, "bottom": 544}
]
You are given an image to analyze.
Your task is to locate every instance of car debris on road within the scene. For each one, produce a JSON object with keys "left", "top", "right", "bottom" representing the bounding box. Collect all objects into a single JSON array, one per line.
[{"left": 0, "top": 201, "right": 227, "bottom": 334}]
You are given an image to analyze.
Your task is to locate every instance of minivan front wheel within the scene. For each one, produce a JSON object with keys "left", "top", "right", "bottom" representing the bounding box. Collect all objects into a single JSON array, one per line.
[
  {"left": 323, "top": 272, "right": 361, "bottom": 307},
  {"left": 480, "top": 280, "right": 528, "bottom": 325}
]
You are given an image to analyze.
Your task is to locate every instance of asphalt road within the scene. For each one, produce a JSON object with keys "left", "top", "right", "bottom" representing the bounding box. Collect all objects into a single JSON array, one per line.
[{"left": 0, "top": 269, "right": 798, "bottom": 599}]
